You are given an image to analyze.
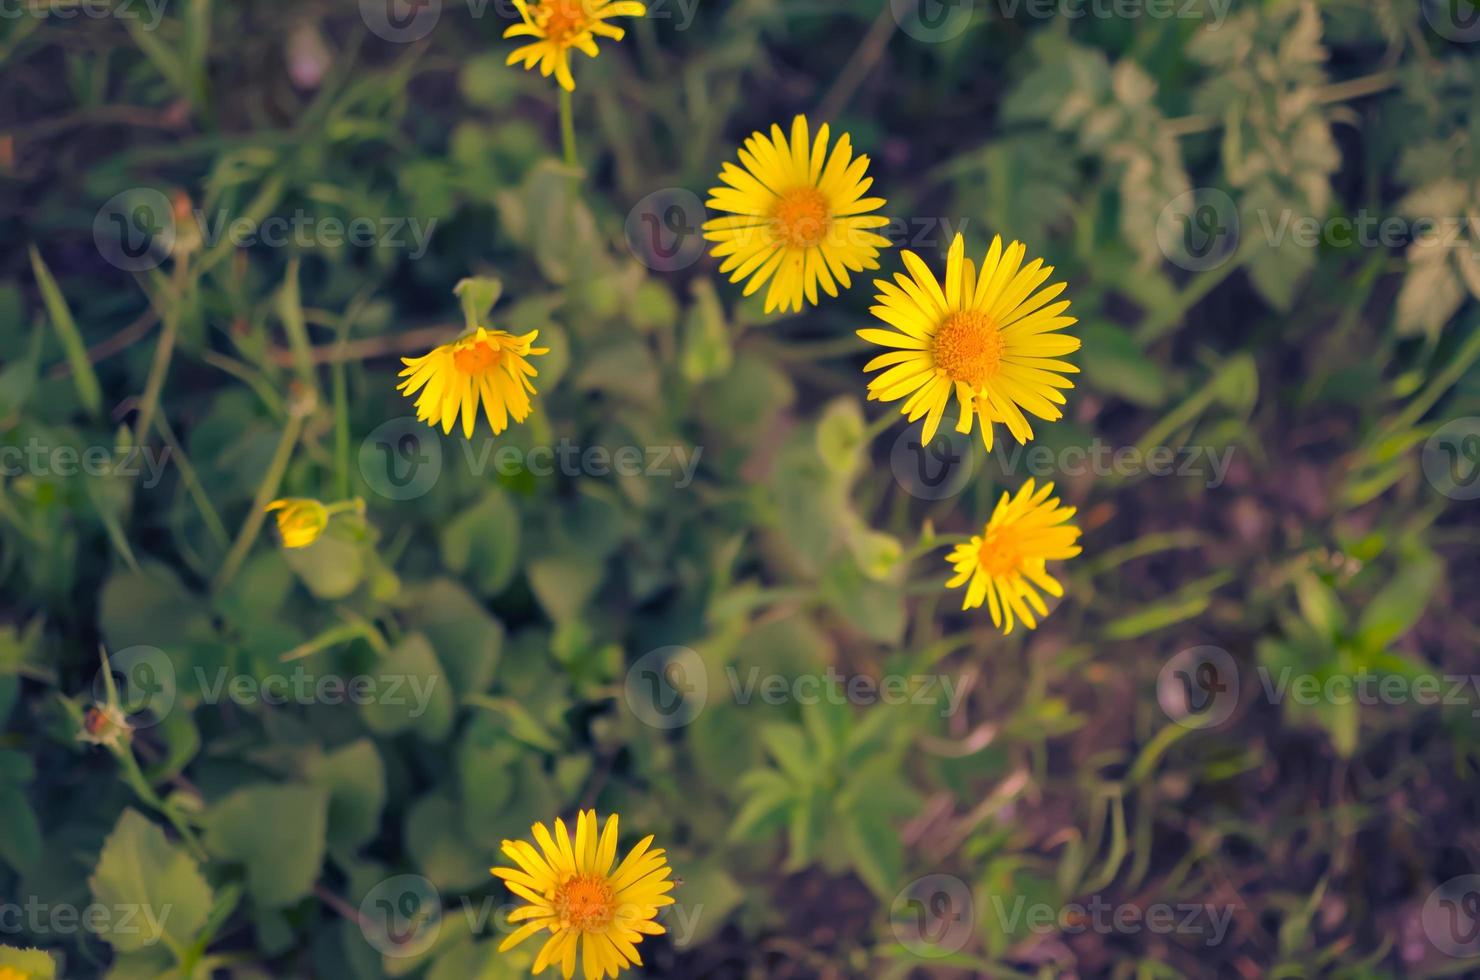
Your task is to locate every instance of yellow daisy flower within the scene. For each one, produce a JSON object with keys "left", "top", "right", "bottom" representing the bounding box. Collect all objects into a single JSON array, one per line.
[
  {"left": 265, "top": 498, "right": 329, "bottom": 549},
  {"left": 703, "top": 115, "right": 891, "bottom": 315},
  {"left": 504, "top": 0, "right": 647, "bottom": 92},
  {"left": 398, "top": 326, "right": 549, "bottom": 438},
  {"left": 860, "top": 232, "right": 1080, "bottom": 449},
  {"left": 946, "top": 479, "right": 1082, "bottom": 634},
  {"left": 493, "top": 811, "right": 675, "bottom": 980}
]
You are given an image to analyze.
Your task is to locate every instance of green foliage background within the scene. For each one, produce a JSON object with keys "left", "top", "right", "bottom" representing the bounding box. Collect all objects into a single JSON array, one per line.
[{"left": 2, "top": 0, "right": 1479, "bottom": 976}]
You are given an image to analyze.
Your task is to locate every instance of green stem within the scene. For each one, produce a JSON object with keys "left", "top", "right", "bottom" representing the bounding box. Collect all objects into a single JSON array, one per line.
[
  {"left": 559, "top": 87, "right": 578, "bottom": 169},
  {"left": 213, "top": 410, "right": 305, "bottom": 593},
  {"left": 112, "top": 743, "right": 207, "bottom": 862},
  {"left": 154, "top": 413, "right": 230, "bottom": 550},
  {"left": 134, "top": 257, "right": 191, "bottom": 446}
]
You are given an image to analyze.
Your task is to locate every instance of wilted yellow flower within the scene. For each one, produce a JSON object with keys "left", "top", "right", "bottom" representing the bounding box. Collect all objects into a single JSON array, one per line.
[
  {"left": 265, "top": 497, "right": 329, "bottom": 548},
  {"left": 946, "top": 479, "right": 1082, "bottom": 634},
  {"left": 505, "top": 0, "right": 647, "bottom": 92},
  {"left": 76, "top": 702, "right": 133, "bottom": 749},
  {"left": 704, "top": 115, "right": 890, "bottom": 315},
  {"left": 398, "top": 327, "right": 549, "bottom": 439},
  {"left": 860, "top": 233, "right": 1079, "bottom": 449},
  {"left": 493, "top": 811, "right": 675, "bottom": 980}
]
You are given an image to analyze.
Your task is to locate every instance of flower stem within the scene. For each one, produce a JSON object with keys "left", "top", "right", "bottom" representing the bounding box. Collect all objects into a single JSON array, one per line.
[
  {"left": 559, "top": 88, "right": 578, "bottom": 169},
  {"left": 213, "top": 409, "right": 305, "bottom": 594}
]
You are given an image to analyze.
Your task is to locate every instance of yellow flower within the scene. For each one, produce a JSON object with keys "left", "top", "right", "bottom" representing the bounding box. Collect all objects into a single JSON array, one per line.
[
  {"left": 265, "top": 497, "right": 329, "bottom": 549},
  {"left": 493, "top": 811, "right": 675, "bottom": 980},
  {"left": 398, "top": 326, "right": 549, "bottom": 438},
  {"left": 0, "top": 968, "right": 29, "bottom": 980},
  {"left": 946, "top": 479, "right": 1082, "bottom": 634},
  {"left": 703, "top": 115, "right": 891, "bottom": 315},
  {"left": 504, "top": 0, "right": 647, "bottom": 92},
  {"left": 859, "top": 233, "right": 1079, "bottom": 449}
]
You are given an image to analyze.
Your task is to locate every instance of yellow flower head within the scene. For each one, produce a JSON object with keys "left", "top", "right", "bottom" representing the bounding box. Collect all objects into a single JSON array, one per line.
[
  {"left": 265, "top": 497, "right": 329, "bottom": 549},
  {"left": 703, "top": 115, "right": 891, "bottom": 315},
  {"left": 492, "top": 811, "right": 675, "bottom": 980},
  {"left": 398, "top": 326, "right": 549, "bottom": 439},
  {"left": 505, "top": 0, "right": 647, "bottom": 92},
  {"left": 0, "top": 968, "right": 29, "bottom": 980},
  {"left": 946, "top": 479, "right": 1082, "bottom": 635},
  {"left": 860, "top": 233, "right": 1079, "bottom": 449}
]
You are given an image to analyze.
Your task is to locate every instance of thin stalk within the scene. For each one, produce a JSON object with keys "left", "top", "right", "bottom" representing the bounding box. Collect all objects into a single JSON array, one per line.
[
  {"left": 559, "top": 88, "right": 578, "bottom": 168},
  {"left": 212, "top": 410, "right": 305, "bottom": 593},
  {"left": 133, "top": 256, "right": 191, "bottom": 446}
]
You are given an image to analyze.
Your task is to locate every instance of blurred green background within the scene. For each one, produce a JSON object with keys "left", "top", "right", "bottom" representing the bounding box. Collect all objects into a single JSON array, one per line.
[{"left": 3, "top": 0, "right": 1480, "bottom": 977}]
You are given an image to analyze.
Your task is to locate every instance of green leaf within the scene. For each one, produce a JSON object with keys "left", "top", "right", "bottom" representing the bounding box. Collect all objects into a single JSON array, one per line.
[
  {"left": 305, "top": 740, "right": 386, "bottom": 850},
  {"left": 440, "top": 490, "right": 520, "bottom": 597},
  {"left": 359, "top": 634, "right": 455, "bottom": 741},
  {"left": 281, "top": 527, "right": 366, "bottom": 600},
  {"left": 1356, "top": 553, "right": 1442, "bottom": 652},
  {"left": 759, "top": 724, "right": 813, "bottom": 785},
  {"left": 406, "top": 794, "right": 489, "bottom": 892},
  {"left": 0, "top": 327, "right": 42, "bottom": 419},
  {"left": 815, "top": 398, "right": 866, "bottom": 478},
  {"left": 204, "top": 785, "right": 328, "bottom": 908},
  {"left": 680, "top": 278, "right": 732, "bottom": 382},
  {"left": 1396, "top": 242, "right": 1467, "bottom": 339},
  {"left": 1079, "top": 323, "right": 1167, "bottom": 407},
  {"left": 89, "top": 809, "right": 213, "bottom": 952},
  {"left": 730, "top": 769, "right": 796, "bottom": 841},
  {"left": 1294, "top": 571, "right": 1346, "bottom": 642},
  {"left": 842, "top": 805, "right": 903, "bottom": 899},
  {"left": 404, "top": 579, "right": 504, "bottom": 698},
  {"left": 455, "top": 277, "right": 503, "bottom": 331},
  {"left": 0, "top": 790, "right": 41, "bottom": 875},
  {"left": 28, "top": 245, "right": 101, "bottom": 418}
]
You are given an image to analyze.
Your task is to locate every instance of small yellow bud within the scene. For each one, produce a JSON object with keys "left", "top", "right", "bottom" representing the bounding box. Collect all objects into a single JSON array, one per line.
[{"left": 265, "top": 497, "right": 330, "bottom": 549}]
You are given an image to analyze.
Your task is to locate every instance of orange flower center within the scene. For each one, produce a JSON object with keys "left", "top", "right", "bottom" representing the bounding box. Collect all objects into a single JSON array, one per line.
[
  {"left": 452, "top": 340, "right": 498, "bottom": 374},
  {"left": 554, "top": 873, "right": 616, "bottom": 931},
  {"left": 977, "top": 524, "right": 1025, "bottom": 578},
  {"left": 933, "top": 309, "right": 1003, "bottom": 386},
  {"left": 771, "top": 187, "right": 830, "bottom": 249},
  {"left": 536, "top": 0, "right": 592, "bottom": 44}
]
